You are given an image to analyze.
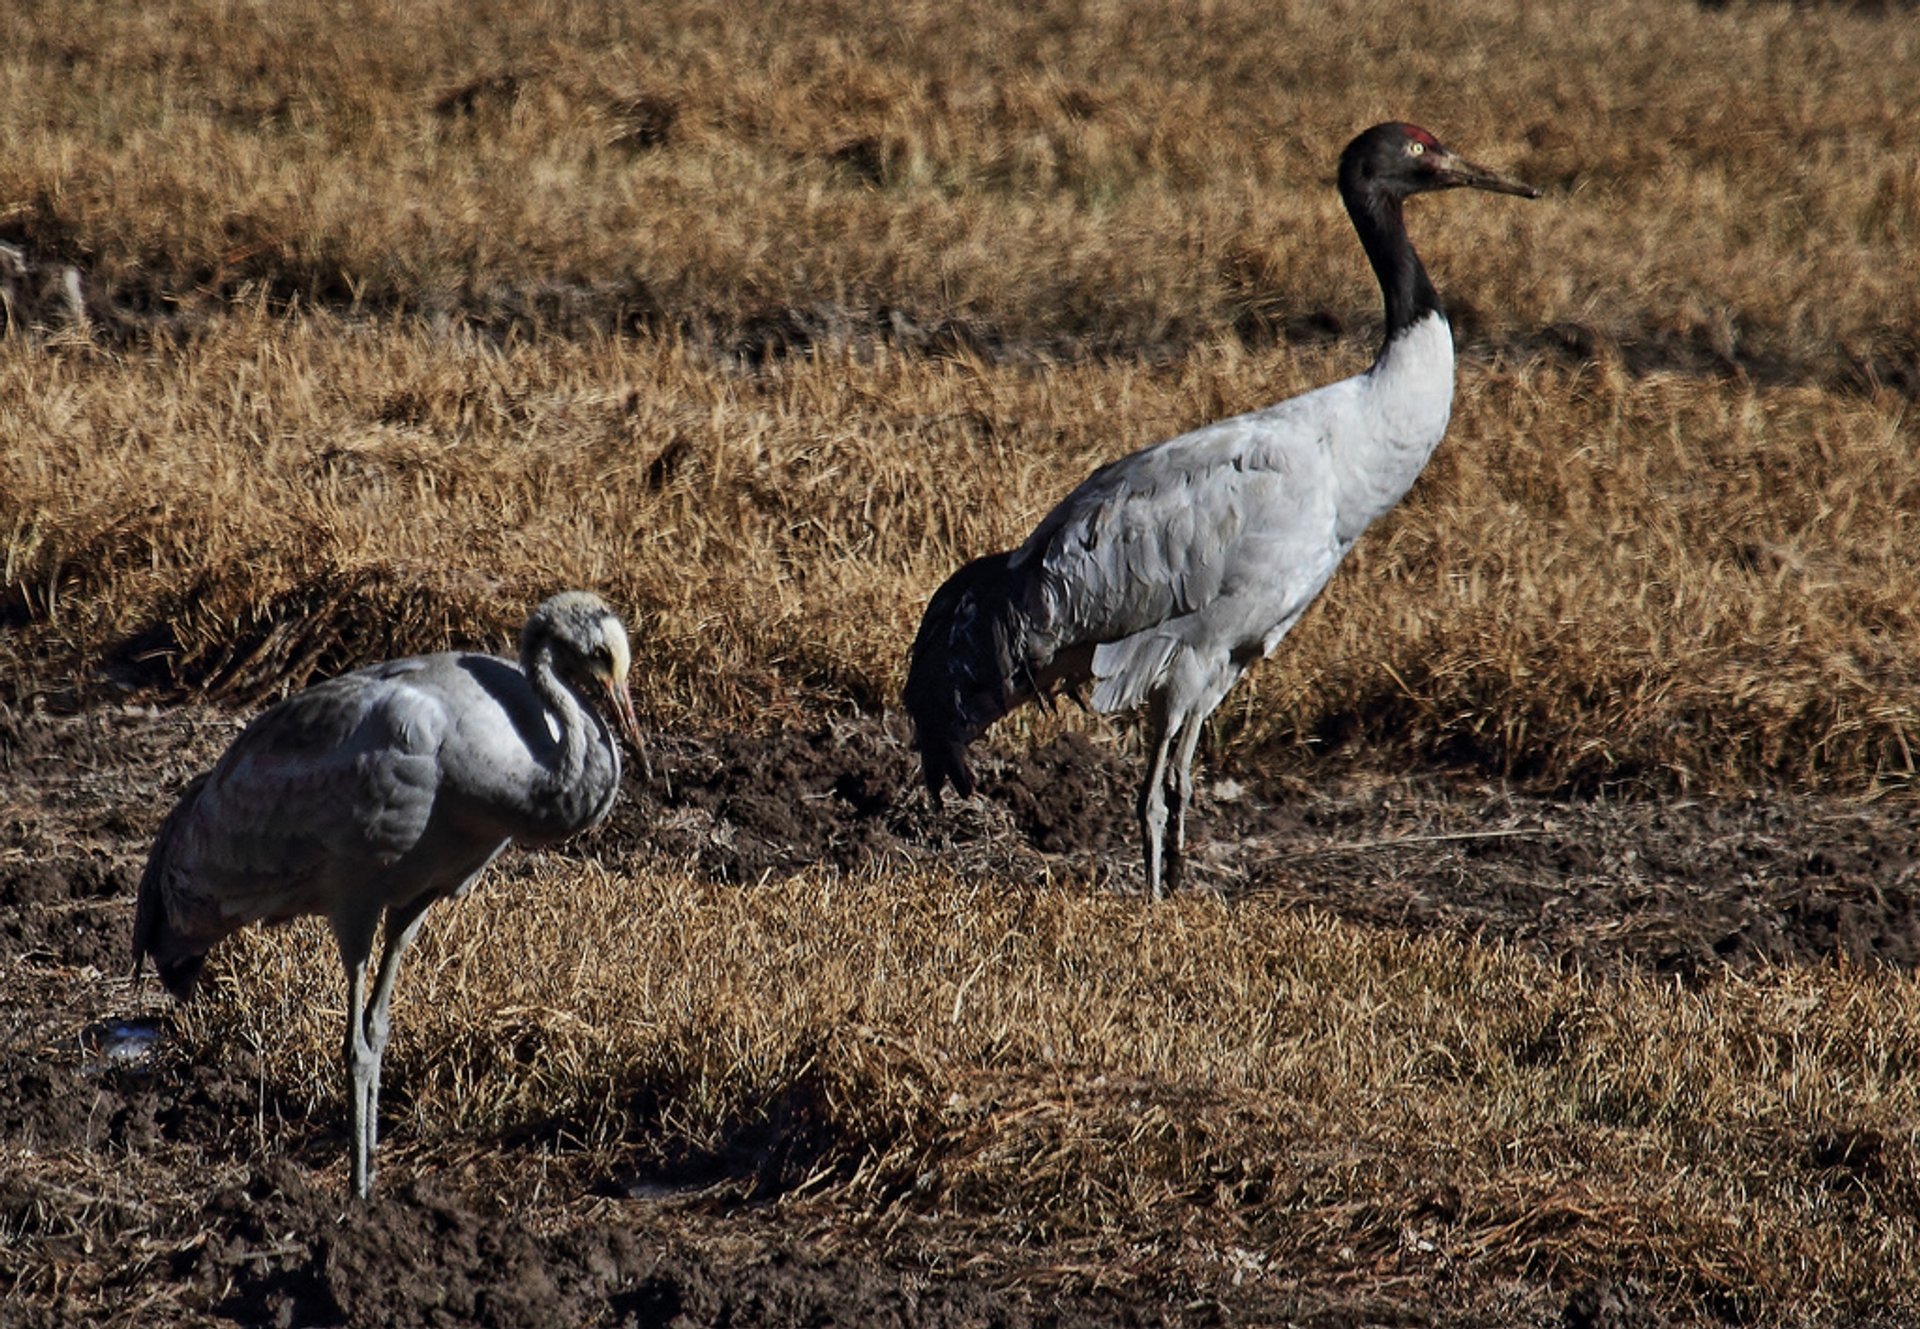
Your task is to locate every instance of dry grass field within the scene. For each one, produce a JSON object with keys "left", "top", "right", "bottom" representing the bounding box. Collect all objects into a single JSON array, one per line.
[{"left": 4, "top": 0, "right": 1919, "bottom": 1324}]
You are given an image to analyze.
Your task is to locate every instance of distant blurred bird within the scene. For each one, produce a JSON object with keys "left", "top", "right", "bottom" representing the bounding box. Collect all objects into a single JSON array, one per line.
[
  {"left": 905, "top": 123, "right": 1538, "bottom": 898},
  {"left": 133, "top": 591, "right": 645, "bottom": 1198}
]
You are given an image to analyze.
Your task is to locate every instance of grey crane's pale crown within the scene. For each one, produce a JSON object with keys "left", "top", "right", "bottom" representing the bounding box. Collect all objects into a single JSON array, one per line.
[
  {"left": 525, "top": 589, "right": 632, "bottom": 677},
  {"left": 132, "top": 588, "right": 643, "bottom": 1197},
  {"left": 905, "top": 122, "right": 1537, "bottom": 899}
]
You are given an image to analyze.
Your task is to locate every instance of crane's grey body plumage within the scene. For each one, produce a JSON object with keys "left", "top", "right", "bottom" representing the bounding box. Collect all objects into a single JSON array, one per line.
[
  {"left": 906, "top": 124, "right": 1537, "bottom": 898},
  {"left": 133, "top": 590, "right": 644, "bottom": 1197}
]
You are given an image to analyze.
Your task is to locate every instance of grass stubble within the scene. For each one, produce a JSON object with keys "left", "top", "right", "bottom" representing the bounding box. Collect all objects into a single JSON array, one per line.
[
  {"left": 3, "top": 0, "right": 1919, "bottom": 1321},
  {"left": 195, "top": 863, "right": 1920, "bottom": 1319}
]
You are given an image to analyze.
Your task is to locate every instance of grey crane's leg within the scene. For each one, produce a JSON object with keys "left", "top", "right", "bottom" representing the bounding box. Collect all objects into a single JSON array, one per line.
[
  {"left": 331, "top": 913, "right": 381, "bottom": 1201},
  {"left": 1135, "top": 704, "right": 1175, "bottom": 902},
  {"left": 357, "top": 894, "right": 437, "bottom": 1187},
  {"left": 1166, "top": 715, "right": 1209, "bottom": 896}
]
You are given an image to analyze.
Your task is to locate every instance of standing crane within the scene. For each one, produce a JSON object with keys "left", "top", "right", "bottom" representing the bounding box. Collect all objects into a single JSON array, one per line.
[
  {"left": 905, "top": 123, "right": 1538, "bottom": 898},
  {"left": 133, "top": 590, "right": 646, "bottom": 1198}
]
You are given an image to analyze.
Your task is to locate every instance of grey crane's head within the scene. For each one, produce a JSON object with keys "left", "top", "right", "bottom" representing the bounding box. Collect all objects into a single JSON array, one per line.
[
  {"left": 1339, "top": 123, "right": 1539, "bottom": 205},
  {"left": 522, "top": 591, "right": 646, "bottom": 754}
]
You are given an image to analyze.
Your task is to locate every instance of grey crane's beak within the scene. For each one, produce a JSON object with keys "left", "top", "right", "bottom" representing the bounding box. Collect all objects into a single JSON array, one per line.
[
  {"left": 1434, "top": 149, "right": 1540, "bottom": 199},
  {"left": 602, "top": 676, "right": 652, "bottom": 780}
]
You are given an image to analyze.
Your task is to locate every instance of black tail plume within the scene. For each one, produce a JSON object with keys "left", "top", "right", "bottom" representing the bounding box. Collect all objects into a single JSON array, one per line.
[
  {"left": 903, "top": 551, "right": 1039, "bottom": 807},
  {"left": 132, "top": 774, "right": 213, "bottom": 1003}
]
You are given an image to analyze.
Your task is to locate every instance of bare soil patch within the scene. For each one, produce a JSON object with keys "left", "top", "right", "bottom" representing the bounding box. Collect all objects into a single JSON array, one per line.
[
  {"left": 4, "top": 704, "right": 1917, "bottom": 1325},
  {"left": 605, "top": 715, "right": 1920, "bottom": 978}
]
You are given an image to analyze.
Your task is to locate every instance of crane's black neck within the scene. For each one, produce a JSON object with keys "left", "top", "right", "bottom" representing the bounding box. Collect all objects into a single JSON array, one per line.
[{"left": 1343, "top": 188, "right": 1444, "bottom": 352}]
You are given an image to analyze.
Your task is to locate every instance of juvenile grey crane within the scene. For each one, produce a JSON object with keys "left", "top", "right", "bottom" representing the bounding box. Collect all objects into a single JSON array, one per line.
[
  {"left": 905, "top": 123, "right": 1538, "bottom": 898},
  {"left": 133, "top": 590, "right": 645, "bottom": 1198}
]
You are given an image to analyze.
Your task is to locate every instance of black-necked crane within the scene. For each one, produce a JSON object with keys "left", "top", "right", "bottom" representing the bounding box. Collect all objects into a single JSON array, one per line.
[
  {"left": 905, "top": 123, "right": 1538, "bottom": 898},
  {"left": 133, "top": 590, "right": 645, "bottom": 1198}
]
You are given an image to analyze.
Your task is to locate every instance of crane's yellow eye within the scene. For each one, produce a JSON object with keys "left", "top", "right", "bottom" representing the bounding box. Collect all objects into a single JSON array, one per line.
[{"left": 1409, "top": 142, "right": 1425, "bottom": 156}]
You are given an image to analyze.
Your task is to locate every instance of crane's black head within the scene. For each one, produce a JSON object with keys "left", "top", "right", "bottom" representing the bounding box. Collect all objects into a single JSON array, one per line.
[
  {"left": 1337, "top": 124, "right": 1537, "bottom": 340},
  {"left": 1339, "top": 123, "right": 1539, "bottom": 206}
]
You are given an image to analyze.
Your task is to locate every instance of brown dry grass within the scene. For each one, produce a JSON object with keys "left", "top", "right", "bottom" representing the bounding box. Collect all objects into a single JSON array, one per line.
[
  {"left": 3, "top": 0, "right": 1917, "bottom": 379},
  {"left": 4, "top": 1, "right": 1917, "bottom": 791},
  {"left": 3, "top": 318, "right": 1914, "bottom": 790},
  {"left": 5, "top": 0, "right": 1920, "bottom": 1322},
  {"left": 194, "top": 861, "right": 1920, "bottom": 1319}
]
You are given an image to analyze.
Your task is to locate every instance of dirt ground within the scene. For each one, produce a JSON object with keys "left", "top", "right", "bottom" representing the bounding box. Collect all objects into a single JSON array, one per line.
[{"left": 4, "top": 702, "right": 1917, "bottom": 1327}]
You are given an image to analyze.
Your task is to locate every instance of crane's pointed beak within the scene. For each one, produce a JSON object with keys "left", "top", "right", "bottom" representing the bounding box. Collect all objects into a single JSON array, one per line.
[
  {"left": 604, "top": 676, "right": 652, "bottom": 781},
  {"left": 1437, "top": 150, "right": 1539, "bottom": 199}
]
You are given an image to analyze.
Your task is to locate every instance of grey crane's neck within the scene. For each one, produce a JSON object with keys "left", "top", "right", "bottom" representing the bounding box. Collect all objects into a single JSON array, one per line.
[{"left": 522, "top": 644, "right": 621, "bottom": 831}]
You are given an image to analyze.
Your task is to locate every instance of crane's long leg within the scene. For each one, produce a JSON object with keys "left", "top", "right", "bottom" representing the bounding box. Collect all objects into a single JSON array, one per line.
[
  {"left": 1136, "top": 702, "right": 1175, "bottom": 901},
  {"left": 1166, "top": 713, "right": 1210, "bottom": 896},
  {"left": 331, "top": 912, "right": 380, "bottom": 1201},
  {"left": 357, "top": 893, "right": 436, "bottom": 1191}
]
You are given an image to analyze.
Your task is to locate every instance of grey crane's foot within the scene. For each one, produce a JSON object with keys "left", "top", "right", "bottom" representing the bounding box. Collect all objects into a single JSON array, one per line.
[
  {"left": 349, "top": 1094, "right": 375, "bottom": 1199},
  {"left": 1138, "top": 805, "right": 1171, "bottom": 901},
  {"left": 345, "top": 1035, "right": 380, "bottom": 1199},
  {"left": 1141, "top": 825, "right": 1184, "bottom": 901}
]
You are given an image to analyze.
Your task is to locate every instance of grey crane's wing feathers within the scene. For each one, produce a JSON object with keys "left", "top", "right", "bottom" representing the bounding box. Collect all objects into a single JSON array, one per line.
[
  {"left": 180, "top": 669, "right": 454, "bottom": 916},
  {"left": 1082, "top": 492, "right": 1343, "bottom": 714},
  {"left": 1011, "top": 407, "right": 1348, "bottom": 712},
  {"left": 907, "top": 374, "right": 1367, "bottom": 795},
  {"left": 1018, "top": 401, "right": 1325, "bottom": 587},
  {"left": 139, "top": 640, "right": 622, "bottom": 982}
]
